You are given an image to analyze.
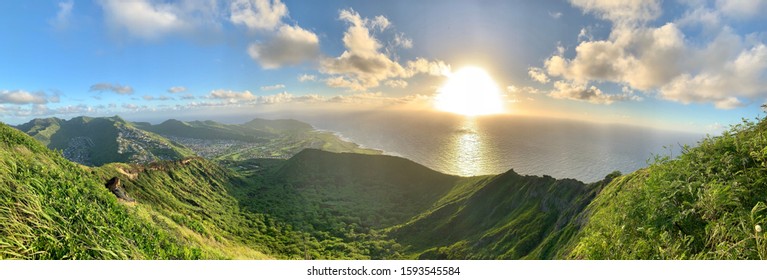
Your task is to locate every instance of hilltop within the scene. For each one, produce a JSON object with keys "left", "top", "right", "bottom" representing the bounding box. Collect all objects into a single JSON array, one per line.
[
  {"left": 15, "top": 116, "right": 193, "bottom": 166},
  {"left": 4, "top": 115, "right": 767, "bottom": 259}
]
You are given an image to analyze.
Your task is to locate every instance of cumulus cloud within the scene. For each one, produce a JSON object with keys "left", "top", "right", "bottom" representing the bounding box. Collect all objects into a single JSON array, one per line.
[
  {"left": 167, "top": 86, "right": 187, "bottom": 93},
  {"left": 549, "top": 11, "right": 563, "bottom": 19},
  {"left": 528, "top": 67, "right": 550, "bottom": 83},
  {"left": 320, "top": 9, "right": 449, "bottom": 91},
  {"left": 385, "top": 79, "right": 408, "bottom": 88},
  {"left": 298, "top": 74, "right": 316, "bottom": 82},
  {"left": 716, "top": 0, "right": 767, "bottom": 19},
  {"left": 90, "top": 83, "right": 134, "bottom": 95},
  {"left": 229, "top": 0, "right": 287, "bottom": 31},
  {"left": 569, "top": 0, "right": 661, "bottom": 24},
  {"left": 98, "top": 0, "right": 186, "bottom": 39},
  {"left": 0, "top": 90, "right": 58, "bottom": 105},
  {"left": 50, "top": 0, "right": 74, "bottom": 30},
  {"left": 258, "top": 92, "right": 292, "bottom": 104},
  {"left": 550, "top": 80, "right": 638, "bottom": 104},
  {"left": 247, "top": 24, "right": 320, "bottom": 68},
  {"left": 260, "top": 84, "right": 285, "bottom": 90},
  {"left": 539, "top": 0, "right": 767, "bottom": 109},
  {"left": 207, "top": 89, "right": 257, "bottom": 101},
  {"left": 97, "top": 0, "right": 223, "bottom": 40}
]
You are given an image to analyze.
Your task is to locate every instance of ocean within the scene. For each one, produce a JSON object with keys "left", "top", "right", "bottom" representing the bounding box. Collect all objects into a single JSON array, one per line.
[{"left": 297, "top": 110, "right": 704, "bottom": 183}]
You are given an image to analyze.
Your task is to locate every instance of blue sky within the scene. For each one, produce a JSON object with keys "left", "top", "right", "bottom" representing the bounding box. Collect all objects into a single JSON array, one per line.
[{"left": 1, "top": 0, "right": 766, "bottom": 132}]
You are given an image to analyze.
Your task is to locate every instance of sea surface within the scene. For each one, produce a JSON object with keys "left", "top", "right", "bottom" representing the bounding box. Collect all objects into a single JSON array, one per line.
[
  {"left": 130, "top": 109, "right": 705, "bottom": 183},
  {"left": 297, "top": 110, "right": 704, "bottom": 183}
]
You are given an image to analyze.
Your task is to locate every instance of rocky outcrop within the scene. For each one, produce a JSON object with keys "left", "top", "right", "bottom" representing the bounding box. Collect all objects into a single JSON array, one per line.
[{"left": 105, "top": 177, "right": 134, "bottom": 202}]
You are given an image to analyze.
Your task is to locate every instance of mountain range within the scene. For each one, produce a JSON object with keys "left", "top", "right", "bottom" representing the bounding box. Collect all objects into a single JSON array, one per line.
[{"left": 2, "top": 116, "right": 766, "bottom": 259}]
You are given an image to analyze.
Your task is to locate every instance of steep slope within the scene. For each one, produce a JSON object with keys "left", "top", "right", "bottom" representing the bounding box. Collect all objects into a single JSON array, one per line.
[
  {"left": 273, "top": 149, "right": 460, "bottom": 228},
  {"left": 389, "top": 170, "right": 618, "bottom": 259},
  {"left": 0, "top": 122, "right": 199, "bottom": 259},
  {"left": 232, "top": 149, "right": 614, "bottom": 260},
  {"left": 16, "top": 116, "right": 193, "bottom": 166},
  {"left": 570, "top": 118, "right": 767, "bottom": 259}
]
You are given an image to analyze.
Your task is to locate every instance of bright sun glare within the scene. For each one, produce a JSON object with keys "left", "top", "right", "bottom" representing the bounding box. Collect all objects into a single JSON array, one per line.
[{"left": 435, "top": 66, "right": 505, "bottom": 116}]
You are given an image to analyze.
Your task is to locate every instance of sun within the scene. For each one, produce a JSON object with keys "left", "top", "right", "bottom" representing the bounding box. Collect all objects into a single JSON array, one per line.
[{"left": 434, "top": 66, "right": 505, "bottom": 116}]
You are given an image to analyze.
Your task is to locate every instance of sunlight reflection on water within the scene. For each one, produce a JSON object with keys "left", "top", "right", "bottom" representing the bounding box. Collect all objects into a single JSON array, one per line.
[{"left": 452, "top": 118, "right": 490, "bottom": 176}]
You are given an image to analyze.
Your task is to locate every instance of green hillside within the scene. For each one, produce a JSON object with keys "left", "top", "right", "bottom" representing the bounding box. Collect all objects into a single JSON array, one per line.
[
  {"left": 0, "top": 121, "right": 395, "bottom": 260},
  {"left": 7, "top": 114, "right": 767, "bottom": 260},
  {"left": 0, "top": 122, "right": 199, "bottom": 259},
  {"left": 390, "top": 170, "right": 618, "bottom": 259},
  {"left": 15, "top": 116, "right": 193, "bottom": 166},
  {"left": 570, "top": 119, "right": 767, "bottom": 259}
]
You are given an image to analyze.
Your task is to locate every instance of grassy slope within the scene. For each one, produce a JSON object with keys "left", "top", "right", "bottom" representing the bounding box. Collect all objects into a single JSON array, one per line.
[
  {"left": 0, "top": 122, "right": 200, "bottom": 259},
  {"left": 16, "top": 116, "right": 193, "bottom": 166},
  {"left": 571, "top": 118, "right": 767, "bottom": 259},
  {"left": 389, "top": 170, "right": 618, "bottom": 259},
  {"left": 92, "top": 159, "right": 272, "bottom": 259},
  {"left": 13, "top": 115, "right": 767, "bottom": 260},
  {"left": 235, "top": 149, "right": 614, "bottom": 260}
]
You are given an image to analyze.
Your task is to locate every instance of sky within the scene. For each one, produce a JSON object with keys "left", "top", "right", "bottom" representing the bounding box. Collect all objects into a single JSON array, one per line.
[{"left": 1, "top": 0, "right": 767, "bottom": 133}]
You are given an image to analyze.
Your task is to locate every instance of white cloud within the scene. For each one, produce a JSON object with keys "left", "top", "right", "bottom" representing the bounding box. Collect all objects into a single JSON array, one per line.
[
  {"left": 325, "top": 76, "right": 366, "bottom": 91},
  {"left": 385, "top": 79, "right": 408, "bottom": 88},
  {"left": 90, "top": 83, "right": 134, "bottom": 95},
  {"left": 258, "top": 92, "right": 292, "bottom": 104},
  {"left": 230, "top": 0, "right": 287, "bottom": 31},
  {"left": 167, "top": 86, "right": 187, "bottom": 93},
  {"left": 98, "top": 0, "right": 186, "bottom": 40},
  {"left": 298, "top": 74, "right": 316, "bottom": 82},
  {"left": 260, "top": 84, "right": 285, "bottom": 90},
  {"left": 50, "top": 0, "right": 74, "bottom": 30},
  {"left": 320, "top": 10, "right": 448, "bottom": 91},
  {"left": 550, "top": 80, "right": 638, "bottom": 104},
  {"left": 247, "top": 24, "right": 320, "bottom": 69},
  {"left": 394, "top": 32, "right": 413, "bottom": 49},
  {"left": 180, "top": 94, "right": 197, "bottom": 100},
  {"left": 716, "top": 0, "right": 767, "bottom": 19},
  {"left": 207, "top": 89, "right": 257, "bottom": 101},
  {"left": 0, "top": 90, "right": 56, "bottom": 105},
  {"left": 97, "top": 0, "right": 224, "bottom": 40},
  {"left": 577, "top": 27, "right": 594, "bottom": 41},
  {"left": 549, "top": 11, "right": 563, "bottom": 19},
  {"left": 370, "top": 15, "right": 391, "bottom": 31},
  {"left": 542, "top": 1, "right": 767, "bottom": 109},
  {"left": 528, "top": 67, "right": 550, "bottom": 84},
  {"left": 569, "top": 0, "right": 661, "bottom": 24}
]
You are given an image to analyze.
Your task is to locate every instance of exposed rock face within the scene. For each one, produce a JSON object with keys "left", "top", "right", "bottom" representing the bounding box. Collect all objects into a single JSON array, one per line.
[{"left": 105, "top": 177, "right": 134, "bottom": 202}]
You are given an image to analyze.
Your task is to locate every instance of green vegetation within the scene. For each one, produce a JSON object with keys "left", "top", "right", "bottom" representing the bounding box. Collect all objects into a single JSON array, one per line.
[
  {"left": 571, "top": 118, "right": 767, "bottom": 259},
  {"left": 7, "top": 114, "right": 767, "bottom": 260},
  {"left": 390, "top": 171, "right": 619, "bottom": 259},
  {"left": 15, "top": 116, "right": 193, "bottom": 166},
  {"left": 0, "top": 122, "right": 199, "bottom": 259},
  {"left": 135, "top": 119, "right": 274, "bottom": 142},
  {"left": 135, "top": 117, "right": 381, "bottom": 160}
]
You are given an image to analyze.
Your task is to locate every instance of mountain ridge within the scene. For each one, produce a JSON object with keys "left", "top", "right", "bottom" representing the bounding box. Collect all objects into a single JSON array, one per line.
[{"left": 4, "top": 115, "right": 767, "bottom": 259}]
